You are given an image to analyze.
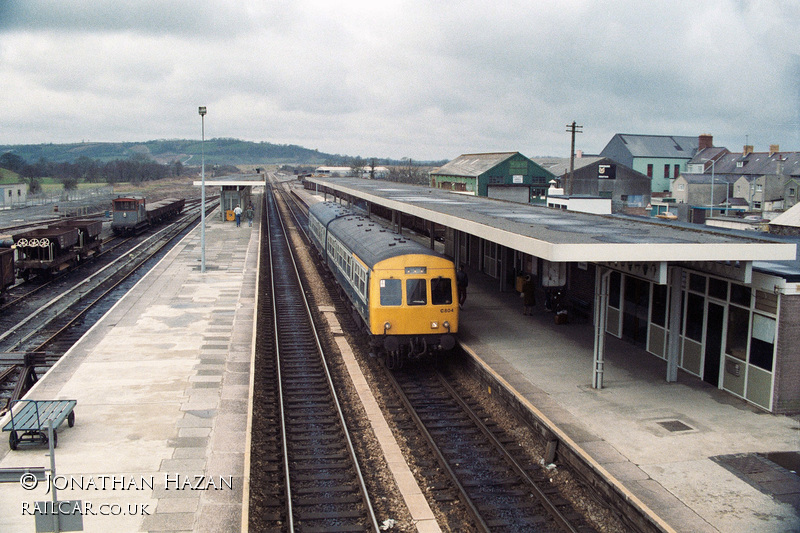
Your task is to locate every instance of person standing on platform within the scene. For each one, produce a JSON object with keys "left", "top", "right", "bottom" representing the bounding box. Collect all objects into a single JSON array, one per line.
[
  {"left": 245, "top": 204, "right": 254, "bottom": 227},
  {"left": 521, "top": 275, "right": 536, "bottom": 315},
  {"left": 234, "top": 205, "right": 242, "bottom": 227},
  {"left": 456, "top": 264, "right": 468, "bottom": 309}
]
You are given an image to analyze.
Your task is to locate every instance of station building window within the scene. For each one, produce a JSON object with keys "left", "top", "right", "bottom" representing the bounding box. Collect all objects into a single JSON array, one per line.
[{"left": 607, "top": 269, "right": 778, "bottom": 411}]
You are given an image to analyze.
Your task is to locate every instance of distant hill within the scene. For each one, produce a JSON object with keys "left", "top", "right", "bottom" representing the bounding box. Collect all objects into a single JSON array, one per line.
[{"left": 0, "top": 139, "right": 349, "bottom": 166}]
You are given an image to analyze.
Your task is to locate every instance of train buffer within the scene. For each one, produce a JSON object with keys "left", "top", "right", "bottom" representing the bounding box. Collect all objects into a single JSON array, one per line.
[{"left": 3, "top": 399, "right": 76, "bottom": 450}]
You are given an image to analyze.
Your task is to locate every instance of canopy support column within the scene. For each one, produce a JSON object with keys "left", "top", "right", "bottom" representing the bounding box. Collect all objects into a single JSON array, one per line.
[
  {"left": 593, "top": 265, "right": 610, "bottom": 389},
  {"left": 666, "top": 266, "right": 682, "bottom": 382}
]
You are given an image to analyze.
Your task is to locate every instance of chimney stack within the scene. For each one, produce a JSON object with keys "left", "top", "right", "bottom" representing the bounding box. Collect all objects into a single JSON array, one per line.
[
  {"left": 770, "top": 144, "right": 780, "bottom": 156},
  {"left": 743, "top": 145, "right": 754, "bottom": 156},
  {"left": 698, "top": 134, "right": 713, "bottom": 150}
]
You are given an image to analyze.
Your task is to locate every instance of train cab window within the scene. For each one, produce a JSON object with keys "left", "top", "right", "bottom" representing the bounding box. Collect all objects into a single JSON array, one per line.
[
  {"left": 431, "top": 278, "right": 452, "bottom": 305},
  {"left": 115, "top": 200, "right": 137, "bottom": 210},
  {"left": 406, "top": 279, "right": 427, "bottom": 306},
  {"left": 380, "top": 279, "right": 402, "bottom": 306}
]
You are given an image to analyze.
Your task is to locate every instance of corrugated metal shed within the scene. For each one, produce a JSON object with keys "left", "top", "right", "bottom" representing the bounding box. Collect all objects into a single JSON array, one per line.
[{"left": 431, "top": 152, "right": 518, "bottom": 178}]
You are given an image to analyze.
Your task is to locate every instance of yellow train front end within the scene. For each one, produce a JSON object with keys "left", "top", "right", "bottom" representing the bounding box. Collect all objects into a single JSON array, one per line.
[{"left": 368, "top": 254, "right": 458, "bottom": 360}]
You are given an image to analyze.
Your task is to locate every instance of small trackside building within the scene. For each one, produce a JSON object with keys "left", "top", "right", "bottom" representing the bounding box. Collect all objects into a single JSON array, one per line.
[{"left": 430, "top": 152, "right": 555, "bottom": 204}]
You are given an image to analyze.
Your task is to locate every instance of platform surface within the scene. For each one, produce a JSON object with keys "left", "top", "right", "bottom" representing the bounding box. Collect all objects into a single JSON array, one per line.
[
  {"left": 0, "top": 210, "right": 258, "bottom": 532},
  {"left": 458, "top": 270, "right": 800, "bottom": 533}
]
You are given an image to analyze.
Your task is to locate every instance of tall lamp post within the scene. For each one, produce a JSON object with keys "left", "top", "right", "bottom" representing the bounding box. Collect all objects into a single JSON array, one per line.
[{"left": 199, "top": 106, "right": 207, "bottom": 273}]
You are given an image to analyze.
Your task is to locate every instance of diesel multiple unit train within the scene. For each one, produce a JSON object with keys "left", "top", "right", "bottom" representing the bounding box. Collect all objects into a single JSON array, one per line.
[{"left": 308, "top": 201, "right": 458, "bottom": 362}]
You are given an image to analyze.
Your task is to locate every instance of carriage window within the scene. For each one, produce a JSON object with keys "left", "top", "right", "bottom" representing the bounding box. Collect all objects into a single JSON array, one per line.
[
  {"left": 431, "top": 278, "right": 452, "bottom": 305},
  {"left": 380, "top": 279, "right": 402, "bottom": 306},
  {"left": 406, "top": 279, "right": 427, "bottom": 306}
]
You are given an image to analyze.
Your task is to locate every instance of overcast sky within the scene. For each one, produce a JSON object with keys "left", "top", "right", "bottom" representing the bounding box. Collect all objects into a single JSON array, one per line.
[{"left": 1, "top": 1, "right": 799, "bottom": 161}]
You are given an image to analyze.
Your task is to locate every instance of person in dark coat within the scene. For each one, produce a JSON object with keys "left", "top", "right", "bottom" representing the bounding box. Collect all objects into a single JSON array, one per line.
[
  {"left": 456, "top": 264, "right": 468, "bottom": 309},
  {"left": 521, "top": 275, "right": 536, "bottom": 315}
]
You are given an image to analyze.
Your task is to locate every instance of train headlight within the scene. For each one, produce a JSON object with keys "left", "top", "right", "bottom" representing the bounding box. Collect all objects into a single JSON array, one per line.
[
  {"left": 384, "top": 322, "right": 391, "bottom": 331},
  {"left": 431, "top": 321, "right": 439, "bottom": 329},
  {"left": 443, "top": 321, "right": 450, "bottom": 330}
]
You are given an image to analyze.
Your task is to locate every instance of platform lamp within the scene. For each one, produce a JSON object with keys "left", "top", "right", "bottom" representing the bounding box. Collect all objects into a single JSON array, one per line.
[{"left": 199, "top": 106, "right": 207, "bottom": 273}]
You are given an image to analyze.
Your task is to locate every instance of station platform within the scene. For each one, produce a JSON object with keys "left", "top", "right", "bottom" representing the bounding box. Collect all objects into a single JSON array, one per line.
[
  {"left": 2, "top": 178, "right": 798, "bottom": 532},
  {"left": 0, "top": 210, "right": 259, "bottom": 532},
  {"left": 458, "top": 268, "right": 800, "bottom": 533}
]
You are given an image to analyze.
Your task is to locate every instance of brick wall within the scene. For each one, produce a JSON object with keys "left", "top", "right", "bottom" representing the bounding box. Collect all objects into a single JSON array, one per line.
[{"left": 774, "top": 294, "right": 800, "bottom": 414}]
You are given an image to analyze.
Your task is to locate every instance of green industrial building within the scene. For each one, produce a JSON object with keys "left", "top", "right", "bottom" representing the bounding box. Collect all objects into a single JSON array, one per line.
[{"left": 430, "top": 152, "right": 555, "bottom": 204}]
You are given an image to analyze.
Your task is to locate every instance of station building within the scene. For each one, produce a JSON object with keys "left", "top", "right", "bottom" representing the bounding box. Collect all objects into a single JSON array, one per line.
[
  {"left": 0, "top": 183, "right": 27, "bottom": 209},
  {"left": 306, "top": 176, "right": 800, "bottom": 414},
  {"left": 600, "top": 133, "right": 705, "bottom": 194},
  {"left": 533, "top": 156, "right": 652, "bottom": 215},
  {"left": 430, "top": 152, "right": 555, "bottom": 204}
]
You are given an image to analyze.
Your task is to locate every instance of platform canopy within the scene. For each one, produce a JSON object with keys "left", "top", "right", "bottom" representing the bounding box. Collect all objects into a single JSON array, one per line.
[
  {"left": 192, "top": 173, "right": 267, "bottom": 187},
  {"left": 307, "top": 177, "right": 796, "bottom": 264}
]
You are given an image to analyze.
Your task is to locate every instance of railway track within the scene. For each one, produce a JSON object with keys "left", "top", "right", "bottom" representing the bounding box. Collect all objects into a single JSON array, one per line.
[
  {"left": 0, "top": 199, "right": 214, "bottom": 410},
  {"left": 249, "top": 184, "right": 379, "bottom": 531},
  {"left": 386, "top": 364, "right": 594, "bottom": 532},
  {"left": 266, "top": 180, "right": 625, "bottom": 531}
]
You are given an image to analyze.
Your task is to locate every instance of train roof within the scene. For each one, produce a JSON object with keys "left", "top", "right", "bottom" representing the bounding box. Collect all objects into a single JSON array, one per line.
[{"left": 310, "top": 202, "right": 444, "bottom": 269}]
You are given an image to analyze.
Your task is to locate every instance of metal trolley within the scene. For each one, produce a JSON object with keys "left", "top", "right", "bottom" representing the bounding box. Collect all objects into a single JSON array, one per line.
[{"left": 3, "top": 399, "right": 76, "bottom": 450}]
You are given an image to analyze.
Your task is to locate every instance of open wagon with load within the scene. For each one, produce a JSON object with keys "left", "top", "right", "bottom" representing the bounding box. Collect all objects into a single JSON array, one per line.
[{"left": 13, "top": 226, "right": 79, "bottom": 280}]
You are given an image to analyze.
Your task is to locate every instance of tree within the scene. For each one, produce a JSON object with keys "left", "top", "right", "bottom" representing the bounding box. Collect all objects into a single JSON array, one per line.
[
  {"left": 75, "top": 155, "right": 100, "bottom": 182},
  {"left": 172, "top": 160, "right": 183, "bottom": 177},
  {"left": 24, "top": 176, "right": 42, "bottom": 194},
  {"left": 349, "top": 156, "right": 365, "bottom": 178},
  {"left": 388, "top": 158, "right": 428, "bottom": 184},
  {"left": 60, "top": 176, "right": 79, "bottom": 191},
  {"left": 0, "top": 152, "right": 26, "bottom": 173}
]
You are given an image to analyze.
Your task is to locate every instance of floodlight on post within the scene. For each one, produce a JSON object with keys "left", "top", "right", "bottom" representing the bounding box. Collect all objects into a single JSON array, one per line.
[{"left": 199, "top": 106, "right": 207, "bottom": 273}]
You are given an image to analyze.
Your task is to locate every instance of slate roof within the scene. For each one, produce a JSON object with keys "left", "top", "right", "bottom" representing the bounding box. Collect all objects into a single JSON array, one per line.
[
  {"left": 689, "top": 151, "right": 800, "bottom": 177},
  {"left": 678, "top": 173, "right": 739, "bottom": 185},
  {"left": 531, "top": 156, "right": 605, "bottom": 177},
  {"left": 610, "top": 134, "right": 699, "bottom": 158},
  {"left": 431, "top": 152, "right": 519, "bottom": 178}
]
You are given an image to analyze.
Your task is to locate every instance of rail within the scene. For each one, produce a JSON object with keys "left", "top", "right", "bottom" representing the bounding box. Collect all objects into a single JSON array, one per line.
[{"left": 258, "top": 182, "right": 379, "bottom": 531}]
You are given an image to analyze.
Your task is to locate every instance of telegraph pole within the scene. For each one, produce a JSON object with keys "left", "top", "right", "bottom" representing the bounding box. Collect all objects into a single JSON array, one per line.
[{"left": 565, "top": 121, "right": 583, "bottom": 196}]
